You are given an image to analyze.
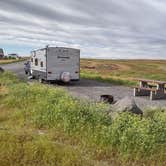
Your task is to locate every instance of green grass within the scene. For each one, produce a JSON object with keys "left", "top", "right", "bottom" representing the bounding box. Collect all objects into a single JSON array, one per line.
[
  {"left": 81, "top": 71, "right": 136, "bottom": 86},
  {"left": 81, "top": 59, "right": 166, "bottom": 86},
  {"left": 0, "top": 72, "right": 166, "bottom": 165}
]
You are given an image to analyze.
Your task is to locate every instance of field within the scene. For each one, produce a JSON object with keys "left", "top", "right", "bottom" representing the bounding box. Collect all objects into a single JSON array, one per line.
[
  {"left": 81, "top": 59, "right": 166, "bottom": 86},
  {"left": 0, "top": 72, "right": 166, "bottom": 166}
]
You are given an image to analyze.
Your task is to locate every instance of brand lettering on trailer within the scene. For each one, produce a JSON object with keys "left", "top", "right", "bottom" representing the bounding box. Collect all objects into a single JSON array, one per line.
[{"left": 57, "top": 56, "right": 70, "bottom": 59}]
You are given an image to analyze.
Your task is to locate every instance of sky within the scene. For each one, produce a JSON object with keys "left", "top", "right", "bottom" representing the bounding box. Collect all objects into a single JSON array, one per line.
[{"left": 0, "top": 0, "right": 166, "bottom": 59}]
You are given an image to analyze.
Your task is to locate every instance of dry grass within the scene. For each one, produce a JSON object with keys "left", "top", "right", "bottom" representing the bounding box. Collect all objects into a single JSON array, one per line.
[
  {"left": 81, "top": 59, "right": 166, "bottom": 86},
  {"left": 0, "top": 59, "right": 18, "bottom": 64},
  {"left": 0, "top": 58, "right": 28, "bottom": 64},
  {"left": 0, "top": 86, "right": 8, "bottom": 95}
]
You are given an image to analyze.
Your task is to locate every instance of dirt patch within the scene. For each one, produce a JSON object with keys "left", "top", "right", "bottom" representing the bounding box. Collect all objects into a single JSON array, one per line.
[
  {"left": 83, "top": 66, "right": 96, "bottom": 69},
  {"left": 81, "top": 59, "right": 131, "bottom": 72},
  {"left": 98, "top": 64, "right": 120, "bottom": 71}
]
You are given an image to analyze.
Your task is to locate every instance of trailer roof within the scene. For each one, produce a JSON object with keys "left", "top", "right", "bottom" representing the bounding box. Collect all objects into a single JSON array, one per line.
[{"left": 31, "top": 47, "right": 80, "bottom": 53}]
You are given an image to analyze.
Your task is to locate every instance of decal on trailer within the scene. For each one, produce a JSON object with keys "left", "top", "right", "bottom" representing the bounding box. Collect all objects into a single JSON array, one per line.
[{"left": 57, "top": 56, "right": 70, "bottom": 59}]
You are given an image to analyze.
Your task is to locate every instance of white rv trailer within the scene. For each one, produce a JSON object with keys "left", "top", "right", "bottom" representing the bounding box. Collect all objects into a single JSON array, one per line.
[{"left": 30, "top": 46, "right": 80, "bottom": 82}]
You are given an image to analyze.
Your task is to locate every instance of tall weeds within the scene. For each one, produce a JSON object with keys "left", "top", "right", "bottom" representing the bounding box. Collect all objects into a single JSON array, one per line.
[{"left": 0, "top": 72, "right": 166, "bottom": 165}]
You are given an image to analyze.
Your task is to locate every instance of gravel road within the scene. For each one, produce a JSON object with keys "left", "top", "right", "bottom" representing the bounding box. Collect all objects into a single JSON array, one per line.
[{"left": 1, "top": 61, "right": 166, "bottom": 110}]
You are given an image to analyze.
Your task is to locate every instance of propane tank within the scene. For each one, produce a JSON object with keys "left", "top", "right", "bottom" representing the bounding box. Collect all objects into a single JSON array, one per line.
[{"left": 61, "top": 72, "right": 71, "bottom": 82}]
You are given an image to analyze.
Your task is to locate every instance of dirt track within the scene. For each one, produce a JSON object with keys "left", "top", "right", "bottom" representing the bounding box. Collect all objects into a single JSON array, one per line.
[{"left": 1, "top": 61, "right": 166, "bottom": 110}]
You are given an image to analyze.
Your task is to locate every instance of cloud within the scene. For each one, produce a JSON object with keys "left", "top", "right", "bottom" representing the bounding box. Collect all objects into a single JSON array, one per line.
[{"left": 0, "top": 0, "right": 166, "bottom": 58}]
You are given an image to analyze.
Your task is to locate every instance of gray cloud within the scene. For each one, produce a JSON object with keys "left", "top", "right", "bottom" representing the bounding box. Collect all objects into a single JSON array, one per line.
[{"left": 0, "top": 0, "right": 166, "bottom": 58}]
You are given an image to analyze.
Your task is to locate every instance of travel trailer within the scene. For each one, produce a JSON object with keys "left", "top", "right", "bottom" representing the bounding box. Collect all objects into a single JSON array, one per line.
[{"left": 30, "top": 46, "right": 80, "bottom": 82}]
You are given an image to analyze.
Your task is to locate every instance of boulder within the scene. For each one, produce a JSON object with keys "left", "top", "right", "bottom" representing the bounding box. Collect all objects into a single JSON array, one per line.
[
  {"left": 112, "top": 96, "right": 143, "bottom": 115},
  {"left": 0, "top": 67, "right": 4, "bottom": 73},
  {"left": 100, "top": 94, "right": 114, "bottom": 104}
]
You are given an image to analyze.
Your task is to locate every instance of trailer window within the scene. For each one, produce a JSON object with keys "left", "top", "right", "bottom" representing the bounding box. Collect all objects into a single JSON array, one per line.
[
  {"left": 31, "top": 58, "right": 33, "bottom": 62},
  {"left": 40, "top": 61, "right": 43, "bottom": 67},
  {"left": 35, "top": 58, "right": 38, "bottom": 66}
]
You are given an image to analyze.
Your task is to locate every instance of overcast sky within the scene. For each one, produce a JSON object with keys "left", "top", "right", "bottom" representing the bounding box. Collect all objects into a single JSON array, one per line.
[{"left": 0, "top": 0, "right": 166, "bottom": 59}]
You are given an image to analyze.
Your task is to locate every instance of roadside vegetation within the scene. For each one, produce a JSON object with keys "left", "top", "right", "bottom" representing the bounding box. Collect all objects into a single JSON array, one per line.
[
  {"left": 81, "top": 59, "right": 166, "bottom": 86},
  {"left": 0, "top": 72, "right": 166, "bottom": 165},
  {"left": 0, "top": 57, "right": 28, "bottom": 65}
]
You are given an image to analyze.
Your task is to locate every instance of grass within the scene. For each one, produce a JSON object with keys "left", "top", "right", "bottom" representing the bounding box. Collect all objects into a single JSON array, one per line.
[
  {"left": 0, "top": 72, "right": 166, "bottom": 165},
  {"left": 81, "top": 71, "right": 136, "bottom": 86},
  {"left": 81, "top": 59, "right": 166, "bottom": 86},
  {"left": 0, "top": 57, "right": 28, "bottom": 65}
]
